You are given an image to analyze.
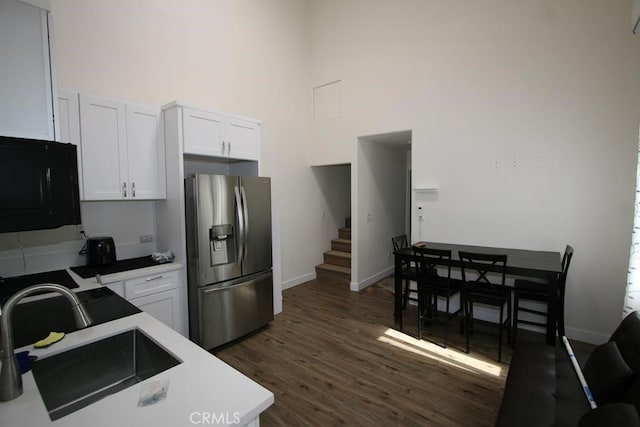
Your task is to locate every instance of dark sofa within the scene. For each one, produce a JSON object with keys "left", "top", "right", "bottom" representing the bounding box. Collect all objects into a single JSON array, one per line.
[{"left": 496, "top": 311, "right": 640, "bottom": 426}]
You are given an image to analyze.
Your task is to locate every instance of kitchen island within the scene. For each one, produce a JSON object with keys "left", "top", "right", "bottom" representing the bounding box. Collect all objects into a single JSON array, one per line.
[{"left": 0, "top": 310, "right": 274, "bottom": 426}]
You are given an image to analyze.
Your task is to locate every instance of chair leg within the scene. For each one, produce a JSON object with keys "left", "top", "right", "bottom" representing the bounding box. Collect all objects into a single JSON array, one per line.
[
  {"left": 557, "top": 297, "right": 565, "bottom": 338},
  {"left": 417, "top": 287, "right": 423, "bottom": 340},
  {"left": 417, "top": 303, "right": 422, "bottom": 340},
  {"left": 464, "top": 300, "right": 471, "bottom": 354},
  {"left": 506, "top": 293, "right": 512, "bottom": 346},
  {"left": 498, "top": 304, "right": 503, "bottom": 363},
  {"left": 403, "top": 280, "right": 408, "bottom": 309},
  {"left": 513, "top": 294, "right": 519, "bottom": 346},
  {"left": 443, "top": 296, "right": 450, "bottom": 348}
]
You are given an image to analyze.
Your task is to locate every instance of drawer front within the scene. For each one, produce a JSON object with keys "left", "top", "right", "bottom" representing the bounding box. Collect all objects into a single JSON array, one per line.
[{"left": 124, "top": 270, "right": 178, "bottom": 299}]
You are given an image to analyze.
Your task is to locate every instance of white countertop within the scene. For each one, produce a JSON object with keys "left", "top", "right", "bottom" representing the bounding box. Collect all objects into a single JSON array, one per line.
[
  {"left": 9, "top": 261, "right": 185, "bottom": 306},
  {"left": 0, "top": 312, "right": 274, "bottom": 426},
  {"left": 66, "top": 261, "right": 185, "bottom": 291}
]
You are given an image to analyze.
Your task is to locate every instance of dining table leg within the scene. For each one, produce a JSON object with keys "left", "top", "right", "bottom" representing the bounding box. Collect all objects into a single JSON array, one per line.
[{"left": 394, "top": 253, "right": 403, "bottom": 331}]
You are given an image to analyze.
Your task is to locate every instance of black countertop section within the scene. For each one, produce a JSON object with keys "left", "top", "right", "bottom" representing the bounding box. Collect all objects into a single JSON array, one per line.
[
  {"left": 70, "top": 256, "right": 169, "bottom": 279},
  {"left": 5, "top": 287, "right": 141, "bottom": 348},
  {"left": 0, "top": 270, "right": 79, "bottom": 303}
]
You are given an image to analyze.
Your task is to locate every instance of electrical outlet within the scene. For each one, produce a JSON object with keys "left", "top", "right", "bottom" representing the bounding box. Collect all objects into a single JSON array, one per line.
[{"left": 140, "top": 234, "right": 154, "bottom": 243}]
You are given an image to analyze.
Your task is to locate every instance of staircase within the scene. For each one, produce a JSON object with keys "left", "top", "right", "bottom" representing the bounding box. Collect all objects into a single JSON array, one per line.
[{"left": 316, "top": 225, "right": 351, "bottom": 285}]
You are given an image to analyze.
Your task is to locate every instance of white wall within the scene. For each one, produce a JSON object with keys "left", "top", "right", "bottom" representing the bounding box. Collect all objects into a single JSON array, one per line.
[
  {"left": 309, "top": 0, "right": 640, "bottom": 342},
  {"left": 49, "top": 1, "right": 321, "bottom": 291},
  {"left": 355, "top": 139, "right": 408, "bottom": 290}
]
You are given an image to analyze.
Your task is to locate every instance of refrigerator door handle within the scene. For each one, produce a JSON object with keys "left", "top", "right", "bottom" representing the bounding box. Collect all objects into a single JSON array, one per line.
[
  {"left": 240, "top": 185, "right": 250, "bottom": 261},
  {"left": 234, "top": 185, "right": 245, "bottom": 263},
  {"left": 202, "top": 275, "right": 266, "bottom": 294}
]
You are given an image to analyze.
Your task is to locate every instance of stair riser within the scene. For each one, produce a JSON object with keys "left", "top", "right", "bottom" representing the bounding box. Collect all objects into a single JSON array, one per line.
[
  {"left": 316, "top": 268, "right": 350, "bottom": 285},
  {"left": 324, "top": 253, "right": 351, "bottom": 268},
  {"left": 339, "top": 229, "right": 351, "bottom": 240},
  {"left": 332, "top": 241, "right": 351, "bottom": 252}
]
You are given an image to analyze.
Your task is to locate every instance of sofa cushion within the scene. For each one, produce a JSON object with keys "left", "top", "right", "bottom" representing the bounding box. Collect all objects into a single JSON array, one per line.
[
  {"left": 578, "top": 403, "right": 640, "bottom": 427},
  {"left": 610, "top": 311, "right": 640, "bottom": 373},
  {"left": 584, "top": 341, "right": 636, "bottom": 404},
  {"left": 556, "top": 345, "right": 592, "bottom": 426},
  {"left": 495, "top": 339, "right": 557, "bottom": 427}
]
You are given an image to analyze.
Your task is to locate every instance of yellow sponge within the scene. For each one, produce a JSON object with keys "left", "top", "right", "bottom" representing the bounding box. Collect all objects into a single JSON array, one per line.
[{"left": 34, "top": 332, "right": 65, "bottom": 348}]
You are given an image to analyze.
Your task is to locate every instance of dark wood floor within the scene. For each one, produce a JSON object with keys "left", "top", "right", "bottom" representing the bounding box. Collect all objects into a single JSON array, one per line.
[{"left": 214, "top": 278, "right": 562, "bottom": 426}]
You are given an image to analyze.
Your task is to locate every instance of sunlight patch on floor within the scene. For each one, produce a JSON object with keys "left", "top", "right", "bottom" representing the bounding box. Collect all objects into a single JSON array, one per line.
[{"left": 377, "top": 328, "right": 504, "bottom": 377}]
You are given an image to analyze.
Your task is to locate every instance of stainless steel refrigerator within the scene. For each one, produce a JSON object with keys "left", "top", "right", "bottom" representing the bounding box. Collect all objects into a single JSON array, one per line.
[{"left": 185, "top": 174, "right": 273, "bottom": 350}]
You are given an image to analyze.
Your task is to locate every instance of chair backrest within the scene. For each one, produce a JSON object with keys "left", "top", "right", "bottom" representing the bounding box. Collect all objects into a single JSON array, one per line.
[
  {"left": 558, "top": 244, "right": 574, "bottom": 302},
  {"left": 413, "top": 246, "right": 452, "bottom": 279},
  {"left": 561, "top": 245, "right": 574, "bottom": 277},
  {"left": 458, "top": 251, "right": 508, "bottom": 293},
  {"left": 391, "top": 234, "right": 409, "bottom": 252}
]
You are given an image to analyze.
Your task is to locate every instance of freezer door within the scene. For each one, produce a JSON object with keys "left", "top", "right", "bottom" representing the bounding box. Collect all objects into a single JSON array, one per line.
[
  {"left": 185, "top": 174, "right": 242, "bottom": 286},
  {"left": 196, "top": 271, "right": 274, "bottom": 349},
  {"left": 239, "top": 176, "right": 272, "bottom": 276}
]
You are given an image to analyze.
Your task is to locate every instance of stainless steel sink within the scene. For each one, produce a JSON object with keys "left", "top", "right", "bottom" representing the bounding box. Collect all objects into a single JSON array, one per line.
[{"left": 31, "top": 328, "right": 181, "bottom": 421}]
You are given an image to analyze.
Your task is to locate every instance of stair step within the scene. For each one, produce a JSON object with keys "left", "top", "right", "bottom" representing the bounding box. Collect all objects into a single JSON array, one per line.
[
  {"left": 331, "top": 238, "right": 351, "bottom": 253},
  {"left": 324, "top": 250, "right": 351, "bottom": 268},
  {"left": 338, "top": 227, "right": 351, "bottom": 240},
  {"left": 315, "top": 264, "right": 351, "bottom": 284}
]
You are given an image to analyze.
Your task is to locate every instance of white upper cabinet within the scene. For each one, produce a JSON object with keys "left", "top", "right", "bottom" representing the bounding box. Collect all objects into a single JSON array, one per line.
[
  {"left": 179, "top": 105, "right": 260, "bottom": 161},
  {"left": 183, "top": 107, "right": 226, "bottom": 157},
  {"left": 57, "top": 90, "right": 83, "bottom": 197},
  {"left": 0, "top": 0, "right": 57, "bottom": 140},
  {"left": 79, "top": 94, "right": 127, "bottom": 200},
  {"left": 79, "top": 93, "right": 166, "bottom": 201},
  {"left": 225, "top": 117, "right": 260, "bottom": 161},
  {"left": 126, "top": 103, "right": 166, "bottom": 200}
]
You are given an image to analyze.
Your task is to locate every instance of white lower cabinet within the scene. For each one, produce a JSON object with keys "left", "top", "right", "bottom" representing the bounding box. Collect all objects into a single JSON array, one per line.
[
  {"left": 130, "top": 288, "right": 180, "bottom": 331},
  {"left": 107, "top": 269, "right": 183, "bottom": 334}
]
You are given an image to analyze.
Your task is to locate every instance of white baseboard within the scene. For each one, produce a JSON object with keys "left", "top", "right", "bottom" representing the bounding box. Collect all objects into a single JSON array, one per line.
[
  {"left": 351, "top": 267, "right": 394, "bottom": 292},
  {"left": 282, "top": 272, "right": 316, "bottom": 290},
  {"left": 564, "top": 326, "right": 609, "bottom": 345}
]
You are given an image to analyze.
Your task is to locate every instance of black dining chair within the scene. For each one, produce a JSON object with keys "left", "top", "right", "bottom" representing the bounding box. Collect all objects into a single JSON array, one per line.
[
  {"left": 413, "top": 247, "right": 462, "bottom": 347},
  {"left": 459, "top": 251, "right": 510, "bottom": 363},
  {"left": 391, "top": 234, "right": 419, "bottom": 309},
  {"left": 512, "top": 245, "right": 574, "bottom": 345}
]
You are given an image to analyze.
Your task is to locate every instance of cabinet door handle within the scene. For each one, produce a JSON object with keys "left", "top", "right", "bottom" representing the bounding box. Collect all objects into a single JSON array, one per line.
[
  {"left": 228, "top": 141, "right": 231, "bottom": 155},
  {"left": 132, "top": 182, "right": 136, "bottom": 198},
  {"left": 123, "top": 182, "right": 127, "bottom": 198},
  {"left": 145, "top": 275, "right": 164, "bottom": 282},
  {"left": 221, "top": 140, "right": 225, "bottom": 154}
]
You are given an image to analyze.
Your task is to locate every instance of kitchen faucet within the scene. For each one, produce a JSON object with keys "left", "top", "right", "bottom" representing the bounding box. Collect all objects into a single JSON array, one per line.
[{"left": 0, "top": 283, "right": 93, "bottom": 401}]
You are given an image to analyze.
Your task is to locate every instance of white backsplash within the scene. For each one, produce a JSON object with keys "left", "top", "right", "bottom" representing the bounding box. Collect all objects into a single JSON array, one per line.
[{"left": 0, "top": 201, "right": 158, "bottom": 278}]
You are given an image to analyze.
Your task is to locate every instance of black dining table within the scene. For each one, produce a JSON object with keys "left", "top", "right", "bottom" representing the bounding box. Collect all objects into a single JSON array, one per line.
[{"left": 394, "top": 241, "right": 562, "bottom": 345}]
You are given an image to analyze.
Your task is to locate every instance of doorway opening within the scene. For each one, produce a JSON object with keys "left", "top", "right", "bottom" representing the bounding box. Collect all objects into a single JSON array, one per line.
[
  {"left": 312, "top": 164, "right": 352, "bottom": 286},
  {"left": 354, "top": 130, "right": 412, "bottom": 290}
]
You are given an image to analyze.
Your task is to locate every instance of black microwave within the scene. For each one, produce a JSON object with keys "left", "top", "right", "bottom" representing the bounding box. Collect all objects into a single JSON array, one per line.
[{"left": 0, "top": 135, "right": 81, "bottom": 233}]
